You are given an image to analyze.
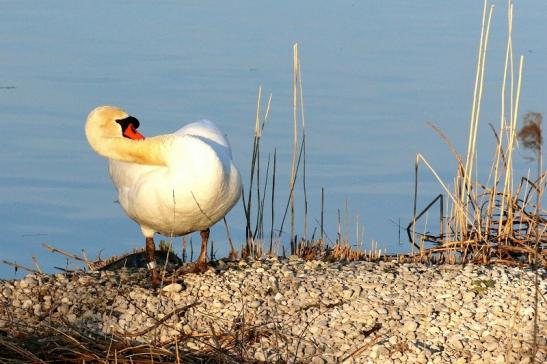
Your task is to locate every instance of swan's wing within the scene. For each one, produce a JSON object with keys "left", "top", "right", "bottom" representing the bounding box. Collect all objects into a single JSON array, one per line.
[{"left": 173, "top": 120, "right": 233, "bottom": 159}]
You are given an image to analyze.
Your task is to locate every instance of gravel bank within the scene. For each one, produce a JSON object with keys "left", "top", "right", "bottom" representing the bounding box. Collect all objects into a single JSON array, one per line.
[{"left": 1, "top": 257, "right": 545, "bottom": 363}]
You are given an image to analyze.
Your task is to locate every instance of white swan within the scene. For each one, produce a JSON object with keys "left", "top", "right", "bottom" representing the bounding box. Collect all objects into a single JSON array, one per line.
[{"left": 85, "top": 106, "right": 242, "bottom": 284}]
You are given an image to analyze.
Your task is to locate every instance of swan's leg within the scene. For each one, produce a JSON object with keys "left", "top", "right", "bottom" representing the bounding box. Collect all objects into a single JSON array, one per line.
[
  {"left": 195, "top": 228, "right": 210, "bottom": 272},
  {"left": 145, "top": 237, "right": 161, "bottom": 286}
]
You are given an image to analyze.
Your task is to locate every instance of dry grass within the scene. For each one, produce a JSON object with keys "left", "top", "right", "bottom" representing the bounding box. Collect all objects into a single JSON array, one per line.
[
  {"left": 408, "top": 0, "right": 546, "bottom": 268},
  {"left": 0, "top": 308, "right": 271, "bottom": 363}
]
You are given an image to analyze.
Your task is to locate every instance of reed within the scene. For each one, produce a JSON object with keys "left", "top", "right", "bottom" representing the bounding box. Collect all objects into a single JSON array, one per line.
[
  {"left": 299, "top": 53, "right": 308, "bottom": 241},
  {"left": 269, "top": 149, "right": 277, "bottom": 255},
  {"left": 241, "top": 85, "right": 273, "bottom": 258},
  {"left": 408, "top": 0, "right": 546, "bottom": 267},
  {"left": 237, "top": 42, "right": 379, "bottom": 263},
  {"left": 289, "top": 43, "right": 299, "bottom": 253}
]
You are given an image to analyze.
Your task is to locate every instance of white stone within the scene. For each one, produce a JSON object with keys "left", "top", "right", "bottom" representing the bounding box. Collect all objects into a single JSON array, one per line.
[
  {"left": 449, "top": 335, "right": 464, "bottom": 350},
  {"left": 162, "top": 283, "right": 182, "bottom": 293},
  {"left": 248, "top": 300, "right": 261, "bottom": 308},
  {"left": 402, "top": 320, "right": 418, "bottom": 333},
  {"left": 254, "top": 351, "right": 266, "bottom": 361}
]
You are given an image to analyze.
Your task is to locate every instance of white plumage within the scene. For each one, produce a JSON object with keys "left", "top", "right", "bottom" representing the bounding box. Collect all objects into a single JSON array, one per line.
[{"left": 85, "top": 106, "right": 241, "bottom": 281}]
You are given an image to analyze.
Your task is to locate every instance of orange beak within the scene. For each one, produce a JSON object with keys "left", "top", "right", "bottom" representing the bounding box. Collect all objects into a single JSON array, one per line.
[{"left": 123, "top": 125, "right": 145, "bottom": 140}]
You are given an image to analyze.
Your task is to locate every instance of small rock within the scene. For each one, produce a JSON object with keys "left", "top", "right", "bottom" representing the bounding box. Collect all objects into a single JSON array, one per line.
[
  {"left": 311, "top": 356, "right": 325, "bottom": 364},
  {"left": 57, "top": 304, "right": 70, "bottom": 315},
  {"left": 66, "top": 313, "right": 77, "bottom": 323},
  {"left": 449, "top": 335, "right": 464, "bottom": 350},
  {"left": 162, "top": 283, "right": 182, "bottom": 293},
  {"left": 248, "top": 300, "right": 261, "bottom": 308},
  {"left": 462, "top": 292, "right": 475, "bottom": 303},
  {"left": 376, "top": 307, "right": 388, "bottom": 315},
  {"left": 2, "top": 288, "right": 12, "bottom": 298},
  {"left": 485, "top": 341, "right": 498, "bottom": 352},
  {"left": 254, "top": 350, "right": 266, "bottom": 361},
  {"left": 495, "top": 354, "right": 505, "bottom": 364},
  {"left": 436, "top": 293, "right": 453, "bottom": 299},
  {"left": 402, "top": 320, "right": 418, "bottom": 333}
]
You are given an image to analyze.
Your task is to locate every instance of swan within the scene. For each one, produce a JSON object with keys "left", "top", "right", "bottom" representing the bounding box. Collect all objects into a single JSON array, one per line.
[{"left": 85, "top": 106, "right": 242, "bottom": 285}]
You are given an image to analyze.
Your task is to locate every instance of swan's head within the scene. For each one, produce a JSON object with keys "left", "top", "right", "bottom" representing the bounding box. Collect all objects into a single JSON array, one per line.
[
  {"left": 86, "top": 106, "right": 144, "bottom": 142},
  {"left": 85, "top": 105, "right": 146, "bottom": 161}
]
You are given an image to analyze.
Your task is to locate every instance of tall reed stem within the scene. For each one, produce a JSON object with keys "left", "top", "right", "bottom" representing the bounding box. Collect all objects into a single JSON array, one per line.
[{"left": 290, "top": 43, "right": 299, "bottom": 253}]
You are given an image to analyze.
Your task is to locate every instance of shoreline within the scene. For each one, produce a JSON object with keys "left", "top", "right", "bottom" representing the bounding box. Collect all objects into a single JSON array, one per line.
[{"left": 1, "top": 258, "right": 545, "bottom": 363}]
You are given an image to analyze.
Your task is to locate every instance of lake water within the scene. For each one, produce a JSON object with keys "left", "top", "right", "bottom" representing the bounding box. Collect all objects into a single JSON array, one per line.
[{"left": 1, "top": 1, "right": 546, "bottom": 277}]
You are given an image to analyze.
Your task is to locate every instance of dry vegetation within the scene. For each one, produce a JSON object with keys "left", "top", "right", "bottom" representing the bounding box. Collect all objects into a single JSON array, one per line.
[
  {"left": 406, "top": 2, "right": 546, "bottom": 268},
  {"left": 0, "top": 309, "right": 276, "bottom": 363}
]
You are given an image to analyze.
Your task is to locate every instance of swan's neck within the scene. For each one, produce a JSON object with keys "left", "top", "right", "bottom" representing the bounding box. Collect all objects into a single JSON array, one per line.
[{"left": 93, "top": 135, "right": 169, "bottom": 166}]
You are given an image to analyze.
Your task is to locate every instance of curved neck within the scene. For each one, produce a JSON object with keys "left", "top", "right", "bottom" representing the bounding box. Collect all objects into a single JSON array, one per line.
[{"left": 92, "top": 135, "right": 169, "bottom": 166}]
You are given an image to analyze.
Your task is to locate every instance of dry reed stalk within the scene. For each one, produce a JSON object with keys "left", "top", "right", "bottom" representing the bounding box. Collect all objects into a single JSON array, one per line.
[
  {"left": 42, "top": 243, "right": 91, "bottom": 269},
  {"left": 498, "top": 55, "right": 524, "bottom": 244},
  {"left": 487, "top": 2, "right": 513, "bottom": 236},
  {"left": 355, "top": 214, "right": 360, "bottom": 249},
  {"left": 298, "top": 57, "right": 309, "bottom": 241},
  {"left": 252, "top": 93, "right": 273, "bottom": 244},
  {"left": 1, "top": 260, "right": 39, "bottom": 274},
  {"left": 278, "top": 139, "right": 304, "bottom": 244},
  {"left": 462, "top": 0, "right": 490, "bottom": 199},
  {"left": 290, "top": 43, "right": 299, "bottom": 253},
  {"left": 31, "top": 255, "right": 42, "bottom": 274},
  {"left": 335, "top": 208, "right": 342, "bottom": 246},
  {"left": 459, "top": 1, "right": 494, "bottom": 246},
  {"left": 496, "top": 1, "right": 517, "bottom": 243},
  {"left": 269, "top": 149, "right": 277, "bottom": 255},
  {"left": 415, "top": 154, "right": 475, "bottom": 228},
  {"left": 321, "top": 187, "right": 325, "bottom": 244},
  {"left": 254, "top": 153, "right": 271, "bottom": 241}
]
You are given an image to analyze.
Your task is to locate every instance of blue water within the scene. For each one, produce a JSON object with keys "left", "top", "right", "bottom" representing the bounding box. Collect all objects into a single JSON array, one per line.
[{"left": 1, "top": 1, "right": 546, "bottom": 277}]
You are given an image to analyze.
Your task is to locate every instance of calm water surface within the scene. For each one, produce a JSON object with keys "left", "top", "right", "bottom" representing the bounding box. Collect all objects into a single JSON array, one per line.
[{"left": 1, "top": 1, "right": 546, "bottom": 277}]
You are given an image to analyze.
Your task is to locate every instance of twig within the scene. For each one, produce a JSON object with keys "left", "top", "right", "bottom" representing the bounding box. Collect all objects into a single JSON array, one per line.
[
  {"left": 42, "top": 243, "right": 91, "bottom": 266},
  {"left": 341, "top": 328, "right": 386, "bottom": 363},
  {"left": 1, "top": 260, "right": 39, "bottom": 274}
]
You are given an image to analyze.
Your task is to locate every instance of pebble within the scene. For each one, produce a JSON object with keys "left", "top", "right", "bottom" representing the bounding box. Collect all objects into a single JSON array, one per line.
[
  {"left": 162, "top": 283, "right": 182, "bottom": 293},
  {"left": 254, "top": 351, "right": 266, "bottom": 361},
  {"left": 402, "top": 320, "right": 418, "bottom": 333},
  {"left": 0, "top": 261, "right": 544, "bottom": 363},
  {"left": 449, "top": 335, "right": 464, "bottom": 350},
  {"left": 248, "top": 300, "right": 261, "bottom": 308},
  {"left": 463, "top": 291, "right": 475, "bottom": 303}
]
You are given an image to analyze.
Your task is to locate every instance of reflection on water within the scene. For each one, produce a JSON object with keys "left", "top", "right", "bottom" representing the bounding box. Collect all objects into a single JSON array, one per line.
[{"left": 1, "top": 1, "right": 546, "bottom": 277}]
